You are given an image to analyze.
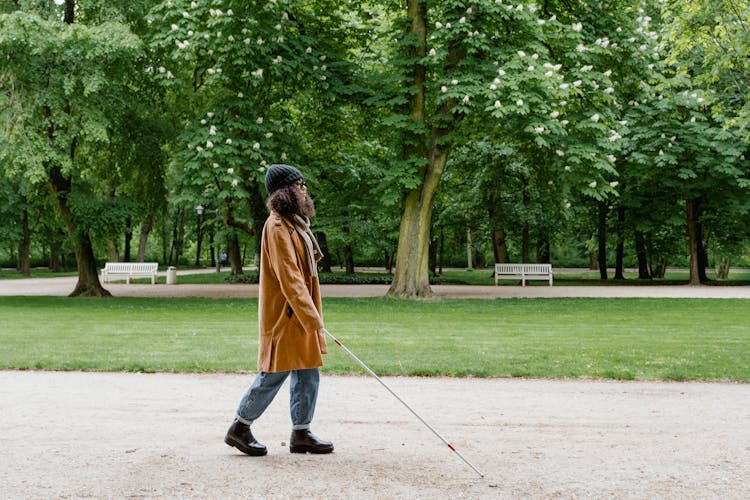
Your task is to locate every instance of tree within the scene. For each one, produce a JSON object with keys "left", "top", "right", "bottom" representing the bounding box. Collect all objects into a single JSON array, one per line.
[{"left": 0, "top": 2, "right": 145, "bottom": 296}]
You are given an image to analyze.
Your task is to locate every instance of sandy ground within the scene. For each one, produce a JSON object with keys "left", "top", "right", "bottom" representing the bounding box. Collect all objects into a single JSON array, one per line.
[
  {"left": 2, "top": 372, "right": 749, "bottom": 499},
  {"left": 1, "top": 274, "right": 749, "bottom": 498}
]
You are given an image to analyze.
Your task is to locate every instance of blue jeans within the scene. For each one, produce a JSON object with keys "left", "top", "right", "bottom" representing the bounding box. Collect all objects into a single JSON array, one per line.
[{"left": 235, "top": 368, "right": 319, "bottom": 430}]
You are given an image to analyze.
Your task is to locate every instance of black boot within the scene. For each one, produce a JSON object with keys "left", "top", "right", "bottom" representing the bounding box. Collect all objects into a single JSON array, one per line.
[
  {"left": 289, "top": 429, "right": 334, "bottom": 454},
  {"left": 224, "top": 419, "right": 267, "bottom": 456}
]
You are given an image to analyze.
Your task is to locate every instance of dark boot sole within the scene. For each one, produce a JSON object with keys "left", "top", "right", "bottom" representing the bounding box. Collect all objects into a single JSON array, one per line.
[
  {"left": 289, "top": 444, "right": 334, "bottom": 454},
  {"left": 225, "top": 435, "right": 268, "bottom": 456}
]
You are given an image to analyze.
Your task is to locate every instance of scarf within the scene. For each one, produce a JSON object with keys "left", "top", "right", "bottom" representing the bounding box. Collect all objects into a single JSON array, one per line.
[{"left": 292, "top": 214, "right": 323, "bottom": 277}]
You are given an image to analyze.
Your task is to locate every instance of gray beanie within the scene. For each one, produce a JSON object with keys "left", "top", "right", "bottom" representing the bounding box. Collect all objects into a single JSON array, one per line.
[{"left": 264, "top": 164, "right": 303, "bottom": 195}]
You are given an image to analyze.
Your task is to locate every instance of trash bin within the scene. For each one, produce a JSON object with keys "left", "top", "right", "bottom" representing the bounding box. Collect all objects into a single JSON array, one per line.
[{"left": 166, "top": 266, "right": 177, "bottom": 285}]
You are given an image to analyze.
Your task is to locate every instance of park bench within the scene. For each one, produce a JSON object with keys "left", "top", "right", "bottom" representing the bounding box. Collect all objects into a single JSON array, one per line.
[
  {"left": 494, "top": 263, "right": 553, "bottom": 286},
  {"left": 101, "top": 262, "right": 159, "bottom": 284}
]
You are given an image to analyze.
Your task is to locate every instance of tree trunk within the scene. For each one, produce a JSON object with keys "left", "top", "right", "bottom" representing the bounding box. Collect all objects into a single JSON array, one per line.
[
  {"left": 536, "top": 235, "right": 550, "bottom": 264},
  {"left": 466, "top": 226, "right": 473, "bottom": 269},
  {"left": 614, "top": 206, "right": 625, "bottom": 280},
  {"left": 686, "top": 197, "right": 702, "bottom": 285},
  {"left": 48, "top": 165, "right": 111, "bottom": 297},
  {"left": 19, "top": 203, "right": 31, "bottom": 276},
  {"left": 137, "top": 213, "right": 155, "bottom": 262},
  {"left": 696, "top": 215, "right": 708, "bottom": 283},
  {"left": 492, "top": 228, "right": 509, "bottom": 263},
  {"left": 522, "top": 186, "right": 530, "bottom": 263},
  {"left": 316, "top": 231, "right": 332, "bottom": 273},
  {"left": 107, "top": 239, "right": 119, "bottom": 262},
  {"left": 634, "top": 230, "right": 651, "bottom": 279},
  {"left": 388, "top": 0, "right": 432, "bottom": 297},
  {"left": 226, "top": 230, "right": 243, "bottom": 275},
  {"left": 124, "top": 218, "right": 132, "bottom": 262},
  {"left": 597, "top": 202, "right": 608, "bottom": 280}
]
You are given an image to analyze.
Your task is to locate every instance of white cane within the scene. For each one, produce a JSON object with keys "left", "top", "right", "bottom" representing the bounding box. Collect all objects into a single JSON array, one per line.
[{"left": 323, "top": 328, "right": 484, "bottom": 478}]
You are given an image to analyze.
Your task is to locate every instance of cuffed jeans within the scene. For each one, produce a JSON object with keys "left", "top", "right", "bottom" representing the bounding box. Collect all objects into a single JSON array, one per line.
[{"left": 235, "top": 368, "right": 319, "bottom": 430}]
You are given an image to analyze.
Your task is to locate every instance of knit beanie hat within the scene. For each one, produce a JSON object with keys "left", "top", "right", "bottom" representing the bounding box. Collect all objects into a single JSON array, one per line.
[{"left": 264, "top": 164, "right": 303, "bottom": 195}]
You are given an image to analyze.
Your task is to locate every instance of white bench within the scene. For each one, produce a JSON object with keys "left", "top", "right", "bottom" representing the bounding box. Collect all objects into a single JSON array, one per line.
[
  {"left": 101, "top": 262, "right": 159, "bottom": 284},
  {"left": 494, "top": 263, "right": 553, "bottom": 286}
]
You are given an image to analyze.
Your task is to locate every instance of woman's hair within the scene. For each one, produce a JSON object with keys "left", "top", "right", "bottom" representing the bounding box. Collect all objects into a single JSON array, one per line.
[
  {"left": 267, "top": 184, "right": 300, "bottom": 218},
  {"left": 267, "top": 184, "right": 315, "bottom": 218}
]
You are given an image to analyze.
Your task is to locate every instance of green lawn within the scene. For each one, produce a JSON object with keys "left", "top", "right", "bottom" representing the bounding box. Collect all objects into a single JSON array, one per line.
[{"left": 1, "top": 296, "right": 748, "bottom": 381}]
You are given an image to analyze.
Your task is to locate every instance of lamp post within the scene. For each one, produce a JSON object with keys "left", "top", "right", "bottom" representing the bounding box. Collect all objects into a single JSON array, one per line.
[{"left": 196, "top": 204, "right": 221, "bottom": 273}]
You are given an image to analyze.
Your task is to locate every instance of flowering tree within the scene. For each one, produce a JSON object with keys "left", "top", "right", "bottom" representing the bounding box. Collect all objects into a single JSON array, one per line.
[
  {"left": 148, "top": 0, "right": 359, "bottom": 272},
  {"left": 371, "top": 0, "right": 630, "bottom": 296}
]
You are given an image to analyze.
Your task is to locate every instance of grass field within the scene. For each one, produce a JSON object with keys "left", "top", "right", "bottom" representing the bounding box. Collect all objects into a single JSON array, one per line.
[{"left": 1, "top": 296, "right": 748, "bottom": 381}]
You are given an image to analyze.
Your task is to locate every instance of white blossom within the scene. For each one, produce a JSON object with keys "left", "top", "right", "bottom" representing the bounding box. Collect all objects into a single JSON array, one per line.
[
  {"left": 253, "top": 142, "right": 261, "bottom": 150},
  {"left": 556, "top": 150, "right": 565, "bottom": 157},
  {"left": 603, "top": 69, "right": 612, "bottom": 77},
  {"left": 564, "top": 166, "right": 571, "bottom": 171},
  {"left": 182, "top": 11, "right": 190, "bottom": 18},
  {"left": 550, "top": 111, "right": 559, "bottom": 118},
  {"left": 561, "top": 120, "right": 569, "bottom": 126},
  {"left": 435, "top": 21, "right": 443, "bottom": 29},
  {"left": 545, "top": 71, "right": 554, "bottom": 77},
  {"left": 429, "top": 48, "right": 436, "bottom": 56},
  {"left": 565, "top": 202, "right": 571, "bottom": 208},
  {"left": 516, "top": 99, "right": 524, "bottom": 106},
  {"left": 490, "top": 83, "right": 497, "bottom": 90},
  {"left": 209, "top": 125, "right": 217, "bottom": 135},
  {"left": 534, "top": 126, "right": 544, "bottom": 133},
  {"left": 607, "top": 155, "right": 617, "bottom": 162},
  {"left": 463, "top": 95, "right": 470, "bottom": 103},
  {"left": 256, "top": 117, "right": 264, "bottom": 124},
  {"left": 659, "top": 149, "right": 664, "bottom": 156},
  {"left": 494, "top": 100, "right": 502, "bottom": 108},
  {"left": 206, "top": 140, "right": 214, "bottom": 148},
  {"left": 498, "top": 69, "right": 506, "bottom": 76},
  {"left": 171, "top": 24, "right": 179, "bottom": 31},
  {"left": 517, "top": 50, "right": 526, "bottom": 58},
  {"left": 232, "top": 179, "right": 239, "bottom": 187},
  {"left": 451, "top": 79, "right": 459, "bottom": 85},
  {"left": 560, "top": 83, "right": 569, "bottom": 89},
  {"left": 227, "top": 9, "right": 233, "bottom": 15},
  {"left": 200, "top": 119, "right": 207, "bottom": 125},
  {"left": 441, "top": 85, "right": 448, "bottom": 93},
  {"left": 572, "top": 22, "right": 582, "bottom": 31},
  {"left": 227, "top": 168, "right": 234, "bottom": 175},
  {"left": 265, "top": 132, "right": 273, "bottom": 138},
  {"left": 226, "top": 139, "right": 232, "bottom": 145},
  {"left": 604, "top": 87, "right": 614, "bottom": 94},
  {"left": 532, "top": 53, "right": 539, "bottom": 60},
  {"left": 573, "top": 80, "right": 582, "bottom": 87},
  {"left": 459, "top": 17, "right": 466, "bottom": 23},
  {"left": 196, "top": 146, "right": 203, "bottom": 152},
  {"left": 528, "top": 66, "right": 535, "bottom": 71},
  {"left": 306, "top": 47, "right": 313, "bottom": 54},
  {"left": 589, "top": 181, "right": 597, "bottom": 188},
  {"left": 610, "top": 181, "right": 619, "bottom": 187},
  {"left": 591, "top": 113, "right": 600, "bottom": 122}
]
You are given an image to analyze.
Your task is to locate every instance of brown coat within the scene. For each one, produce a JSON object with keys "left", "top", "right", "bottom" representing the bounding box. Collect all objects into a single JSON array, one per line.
[{"left": 257, "top": 212, "right": 327, "bottom": 373}]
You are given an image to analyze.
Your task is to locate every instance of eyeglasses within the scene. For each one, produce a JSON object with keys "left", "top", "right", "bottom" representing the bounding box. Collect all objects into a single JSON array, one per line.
[{"left": 294, "top": 180, "right": 307, "bottom": 190}]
